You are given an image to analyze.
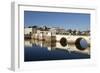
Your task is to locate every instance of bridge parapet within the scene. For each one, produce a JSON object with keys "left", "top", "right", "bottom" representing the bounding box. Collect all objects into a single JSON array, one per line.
[{"left": 56, "top": 35, "right": 90, "bottom": 44}]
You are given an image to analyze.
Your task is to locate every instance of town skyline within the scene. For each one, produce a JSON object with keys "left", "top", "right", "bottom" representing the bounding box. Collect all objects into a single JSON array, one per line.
[
  {"left": 24, "top": 11, "right": 90, "bottom": 31},
  {"left": 24, "top": 25, "right": 90, "bottom": 32}
]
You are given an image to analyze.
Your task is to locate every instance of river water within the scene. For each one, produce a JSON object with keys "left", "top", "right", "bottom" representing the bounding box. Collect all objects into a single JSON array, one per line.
[{"left": 24, "top": 39, "right": 90, "bottom": 62}]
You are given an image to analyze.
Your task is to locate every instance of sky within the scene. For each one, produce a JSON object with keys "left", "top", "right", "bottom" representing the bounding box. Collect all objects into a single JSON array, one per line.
[{"left": 24, "top": 11, "right": 90, "bottom": 31}]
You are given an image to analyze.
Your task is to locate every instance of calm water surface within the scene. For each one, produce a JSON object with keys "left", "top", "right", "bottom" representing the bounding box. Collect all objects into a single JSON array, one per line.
[{"left": 24, "top": 40, "right": 90, "bottom": 62}]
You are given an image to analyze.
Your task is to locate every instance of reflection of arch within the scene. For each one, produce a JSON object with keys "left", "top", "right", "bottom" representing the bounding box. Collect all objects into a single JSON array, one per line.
[
  {"left": 75, "top": 38, "right": 88, "bottom": 50},
  {"left": 60, "top": 37, "right": 67, "bottom": 47}
]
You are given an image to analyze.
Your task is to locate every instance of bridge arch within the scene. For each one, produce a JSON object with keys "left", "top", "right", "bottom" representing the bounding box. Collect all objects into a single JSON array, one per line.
[
  {"left": 60, "top": 37, "right": 67, "bottom": 47},
  {"left": 75, "top": 37, "right": 88, "bottom": 50}
]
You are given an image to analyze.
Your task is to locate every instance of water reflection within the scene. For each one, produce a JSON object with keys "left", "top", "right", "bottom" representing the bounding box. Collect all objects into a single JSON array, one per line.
[{"left": 24, "top": 39, "right": 90, "bottom": 62}]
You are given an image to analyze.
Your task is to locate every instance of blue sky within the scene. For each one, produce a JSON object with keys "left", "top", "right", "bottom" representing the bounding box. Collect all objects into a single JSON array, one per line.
[{"left": 24, "top": 11, "right": 90, "bottom": 31}]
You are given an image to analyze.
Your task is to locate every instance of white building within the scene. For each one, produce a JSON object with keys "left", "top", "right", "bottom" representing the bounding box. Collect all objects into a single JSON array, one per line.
[{"left": 24, "top": 27, "right": 32, "bottom": 35}]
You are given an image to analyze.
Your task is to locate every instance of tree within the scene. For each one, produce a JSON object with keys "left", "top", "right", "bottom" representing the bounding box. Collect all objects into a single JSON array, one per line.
[
  {"left": 73, "top": 29, "right": 76, "bottom": 35},
  {"left": 32, "top": 25, "right": 38, "bottom": 28},
  {"left": 67, "top": 29, "right": 72, "bottom": 34}
]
